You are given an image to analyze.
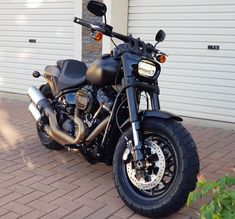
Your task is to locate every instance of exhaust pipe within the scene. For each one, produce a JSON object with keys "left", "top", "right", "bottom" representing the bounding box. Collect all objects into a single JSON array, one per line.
[
  {"left": 86, "top": 116, "right": 110, "bottom": 143},
  {"left": 27, "top": 86, "right": 86, "bottom": 146},
  {"left": 27, "top": 86, "right": 109, "bottom": 146}
]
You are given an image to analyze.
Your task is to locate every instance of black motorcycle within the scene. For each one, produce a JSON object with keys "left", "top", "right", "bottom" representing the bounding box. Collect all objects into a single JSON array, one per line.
[{"left": 27, "top": 1, "right": 199, "bottom": 217}]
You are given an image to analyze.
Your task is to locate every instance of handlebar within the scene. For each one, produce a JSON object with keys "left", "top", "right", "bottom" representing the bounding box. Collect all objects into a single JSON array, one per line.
[
  {"left": 74, "top": 17, "right": 162, "bottom": 55},
  {"left": 111, "top": 31, "right": 129, "bottom": 43},
  {"left": 74, "top": 17, "right": 129, "bottom": 42}
]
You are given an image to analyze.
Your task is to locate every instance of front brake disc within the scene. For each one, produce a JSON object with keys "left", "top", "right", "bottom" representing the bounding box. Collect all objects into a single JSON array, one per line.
[{"left": 125, "top": 141, "right": 165, "bottom": 190}]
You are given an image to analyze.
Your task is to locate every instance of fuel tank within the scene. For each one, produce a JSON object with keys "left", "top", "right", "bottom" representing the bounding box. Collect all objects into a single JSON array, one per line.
[{"left": 86, "top": 55, "right": 121, "bottom": 86}]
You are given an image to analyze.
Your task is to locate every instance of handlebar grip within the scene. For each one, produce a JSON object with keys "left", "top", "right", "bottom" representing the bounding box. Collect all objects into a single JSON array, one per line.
[{"left": 74, "top": 17, "right": 91, "bottom": 28}]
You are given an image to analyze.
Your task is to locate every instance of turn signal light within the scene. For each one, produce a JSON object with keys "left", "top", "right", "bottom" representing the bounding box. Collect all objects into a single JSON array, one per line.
[
  {"left": 157, "top": 55, "right": 167, "bottom": 63},
  {"left": 92, "top": 31, "right": 103, "bottom": 41}
]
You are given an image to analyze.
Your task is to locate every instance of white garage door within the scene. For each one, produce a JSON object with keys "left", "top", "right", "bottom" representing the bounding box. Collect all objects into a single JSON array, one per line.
[
  {"left": 0, "top": 0, "right": 75, "bottom": 94},
  {"left": 128, "top": 0, "right": 235, "bottom": 123}
]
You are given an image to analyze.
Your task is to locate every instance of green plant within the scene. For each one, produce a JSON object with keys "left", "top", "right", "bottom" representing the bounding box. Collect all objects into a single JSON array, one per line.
[{"left": 187, "top": 174, "right": 235, "bottom": 219}]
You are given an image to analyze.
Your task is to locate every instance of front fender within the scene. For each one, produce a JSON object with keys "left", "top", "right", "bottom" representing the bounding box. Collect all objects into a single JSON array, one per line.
[
  {"left": 140, "top": 110, "right": 183, "bottom": 122},
  {"left": 120, "top": 110, "right": 182, "bottom": 132}
]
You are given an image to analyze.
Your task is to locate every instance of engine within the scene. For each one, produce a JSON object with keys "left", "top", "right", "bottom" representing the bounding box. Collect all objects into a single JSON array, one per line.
[
  {"left": 57, "top": 85, "right": 115, "bottom": 139},
  {"left": 76, "top": 85, "right": 97, "bottom": 114},
  {"left": 76, "top": 85, "right": 114, "bottom": 129}
]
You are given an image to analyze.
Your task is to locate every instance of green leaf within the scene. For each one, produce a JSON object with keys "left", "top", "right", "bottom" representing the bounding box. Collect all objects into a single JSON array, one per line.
[
  {"left": 212, "top": 213, "right": 221, "bottom": 219},
  {"left": 188, "top": 174, "right": 235, "bottom": 218},
  {"left": 187, "top": 192, "right": 194, "bottom": 206},
  {"left": 187, "top": 189, "right": 204, "bottom": 206},
  {"left": 230, "top": 191, "right": 235, "bottom": 199},
  {"left": 201, "top": 183, "right": 215, "bottom": 194},
  {"left": 218, "top": 175, "right": 235, "bottom": 186},
  {"left": 220, "top": 208, "right": 235, "bottom": 219},
  {"left": 202, "top": 207, "right": 213, "bottom": 219}
]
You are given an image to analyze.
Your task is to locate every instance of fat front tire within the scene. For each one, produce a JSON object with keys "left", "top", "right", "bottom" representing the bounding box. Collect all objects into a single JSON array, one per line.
[
  {"left": 113, "top": 118, "right": 199, "bottom": 218},
  {"left": 37, "top": 84, "right": 63, "bottom": 150}
]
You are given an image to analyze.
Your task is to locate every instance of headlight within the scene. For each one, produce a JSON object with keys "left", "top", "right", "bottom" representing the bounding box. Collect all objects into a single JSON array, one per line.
[{"left": 138, "top": 60, "right": 157, "bottom": 78}]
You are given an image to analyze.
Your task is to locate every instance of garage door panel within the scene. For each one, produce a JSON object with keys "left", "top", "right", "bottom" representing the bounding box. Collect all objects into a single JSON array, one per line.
[
  {"left": 157, "top": 42, "right": 235, "bottom": 51},
  {"left": 163, "top": 69, "right": 235, "bottom": 80},
  {"left": 129, "top": 13, "right": 235, "bottom": 21},
  {"left": 129, "top": 20, "right": 235, "bottom": 28},
  {"left": 161, "top": 101, "right": 235, "bottom": 117},
  {"left": 0, "top": 47, "right": 73, "bottom": 56},
  {"left": 166, "top": 56, "right": 235, "bottom": 66},
  {"left": 1, "top": 72, "right": 48, "bottom": 81},
  {"left": 0, "top": 57, "right": 61, "bottom": 68},
  {"left": 162, "top": 88, "right": 235, "bottom": 102},
  {"left": 128, "top": 0, "right": 235, "bottom": 122},
  {"left": 161, "top": 106, "right": 235, "bottom": 123},
  {"left": 129, "top": 0, "right": 235, "bottom": 7},
  {"left": 161, "top": 95, "right": 235, "bottom": 110},
  {"left": 0, "top": 0, "right": 74, "bottom": 94},
  {"left": 0, "top": 62, "right": 51, "bottom": 72},
  {"left": 0, "top": 9, "right": 73, "bottom": 15},
  {"left": 128, "top": 27, "right": 235, "bottom": 36},
  {"left": 1, "top": 42, "right": 73, "bottom": 50},
  {"left": 160, "top": 81, "right": 234, "bottom": 95},
  {"left": 0, "top": 0, "right": 73, "bottom": 3},
  {"left": 0, "top": 51, "right": 70, "bottom": 62},
  {"left": 165, "top": 49, "right": 235, "bottom": 59},
  {"left": 163, "top": 62, "right": 235, "bottom": 73},
  {"left": 0, "top": 30, "right": 73, "bottom": 38},
  {"left": 0, "top": 25, "right": 73, "bottom": 33},
  {"left": 135, "top": 34, "right": 235, "bottom": 44},
  {"left": 0, "top": 3, "right": 73, "bottom": 9},
  {"left": 0, "top": 77, "right": 44, "bottom": 87},
  {"left": 129, "top": 5, "right": 235, "bottom": 13},
  {"left": 0, "top": 83, "right": 42, "bottom": 94},
  {"left": 0, "top": 21, "right": 73, "bottom": 27},
  {"left": 160, "top": 74, "right": 235, "bottom": 87},
  {"left": 0, "top": 36, "right": 72, "bottom": 45},
  {"left": 0, "top": 14, "right": 73, "bottom": 21}
]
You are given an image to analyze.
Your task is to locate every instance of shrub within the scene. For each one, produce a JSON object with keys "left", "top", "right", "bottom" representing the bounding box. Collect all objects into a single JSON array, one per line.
[{"left": 187, "top": 174, "right": 235, "bottom": 219}]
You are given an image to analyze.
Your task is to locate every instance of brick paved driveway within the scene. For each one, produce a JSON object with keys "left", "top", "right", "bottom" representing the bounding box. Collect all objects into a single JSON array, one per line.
[{"left": 0, "top": 94, "right": 234, "bottom": 219}]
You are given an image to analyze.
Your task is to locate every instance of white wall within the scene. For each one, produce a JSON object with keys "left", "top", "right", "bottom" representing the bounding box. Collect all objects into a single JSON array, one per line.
[{"left": 102, "top": 0, "right": 128, "bottom": 53}]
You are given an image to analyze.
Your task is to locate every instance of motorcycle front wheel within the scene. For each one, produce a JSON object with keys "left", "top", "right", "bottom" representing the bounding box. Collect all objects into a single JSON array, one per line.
[{"left": 113, "top": 118, "right": 199, "bottom": 218}]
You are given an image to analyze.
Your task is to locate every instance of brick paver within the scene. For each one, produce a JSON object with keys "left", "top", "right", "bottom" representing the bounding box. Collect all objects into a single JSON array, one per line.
[{"left": 0, "top": 94, "right": 234, "bottom": 219}]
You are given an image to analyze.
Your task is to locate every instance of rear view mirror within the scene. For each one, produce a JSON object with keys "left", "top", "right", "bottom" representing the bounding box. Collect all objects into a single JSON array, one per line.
[
  {"left": 87, "top": 1, "right": 107, "bottom": 17},
  {"left": 155, "top": 30, "right": 166, "bottom": 43}
]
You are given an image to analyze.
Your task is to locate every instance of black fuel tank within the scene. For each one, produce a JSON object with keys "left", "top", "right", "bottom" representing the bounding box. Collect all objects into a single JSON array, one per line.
[{"left": 86, "top": 55, "right": 121, "bottom": 86}]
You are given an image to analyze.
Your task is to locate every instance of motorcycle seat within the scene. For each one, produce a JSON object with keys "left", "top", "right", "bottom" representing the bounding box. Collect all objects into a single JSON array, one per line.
[{"left": 45, "top": 59, "right": 87, "bottom": 91}]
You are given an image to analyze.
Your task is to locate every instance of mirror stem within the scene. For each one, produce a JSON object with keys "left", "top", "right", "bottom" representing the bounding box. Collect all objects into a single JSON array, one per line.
[
  {"left": 154, "top": 42, "right": 158, "bottom": 48},
  {"left": 104, "top": 14, "right": 107, "bottom": 24}
]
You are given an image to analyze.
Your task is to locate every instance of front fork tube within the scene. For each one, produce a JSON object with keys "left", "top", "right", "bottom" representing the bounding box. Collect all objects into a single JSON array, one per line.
[
  {"left": 151, "top": 92, "right": 160, "bottom": 110},
  {"left": 126, "top": 86, "right": 143, "bottom": 161},
  {"left": 126, "top": 88, "right": 161, "bottom": 161}
]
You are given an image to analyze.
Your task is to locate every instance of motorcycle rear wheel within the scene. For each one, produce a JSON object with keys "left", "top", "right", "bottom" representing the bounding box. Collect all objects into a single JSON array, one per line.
[{"left": 113, "top": 118, "right": 199, "bottom": 218}]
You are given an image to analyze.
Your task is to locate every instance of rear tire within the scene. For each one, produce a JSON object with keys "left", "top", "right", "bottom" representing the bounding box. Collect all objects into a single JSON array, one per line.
[
  {"left": 113, "top": 118, "right": 199, "bottom": 218},
  {"left": 37, "top": 84, "right": 64, "bottom": 150}
]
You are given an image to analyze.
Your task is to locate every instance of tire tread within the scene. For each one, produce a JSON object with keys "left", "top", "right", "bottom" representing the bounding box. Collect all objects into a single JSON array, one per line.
[{"left": 113, "top": 118, "right": 199, "bottom": 218}]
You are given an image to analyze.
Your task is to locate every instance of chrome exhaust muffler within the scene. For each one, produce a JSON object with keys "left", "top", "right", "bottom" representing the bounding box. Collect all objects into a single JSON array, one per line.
[
  {"left": 28, "top": 103, "right": 41, "bottom": 122},
  {"left": 27, "top": 86, "right": 109, "bottom": 146}
]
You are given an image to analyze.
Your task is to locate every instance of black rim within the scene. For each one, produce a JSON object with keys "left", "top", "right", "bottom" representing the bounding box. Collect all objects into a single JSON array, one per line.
[{"left": 123, "top": 130, "right": 179, "bottom": 198}]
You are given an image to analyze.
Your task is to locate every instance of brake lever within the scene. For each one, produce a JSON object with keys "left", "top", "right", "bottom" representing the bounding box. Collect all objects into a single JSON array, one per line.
[{"left": 154, "top": 50, "right": 168, "bottom": 57}]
